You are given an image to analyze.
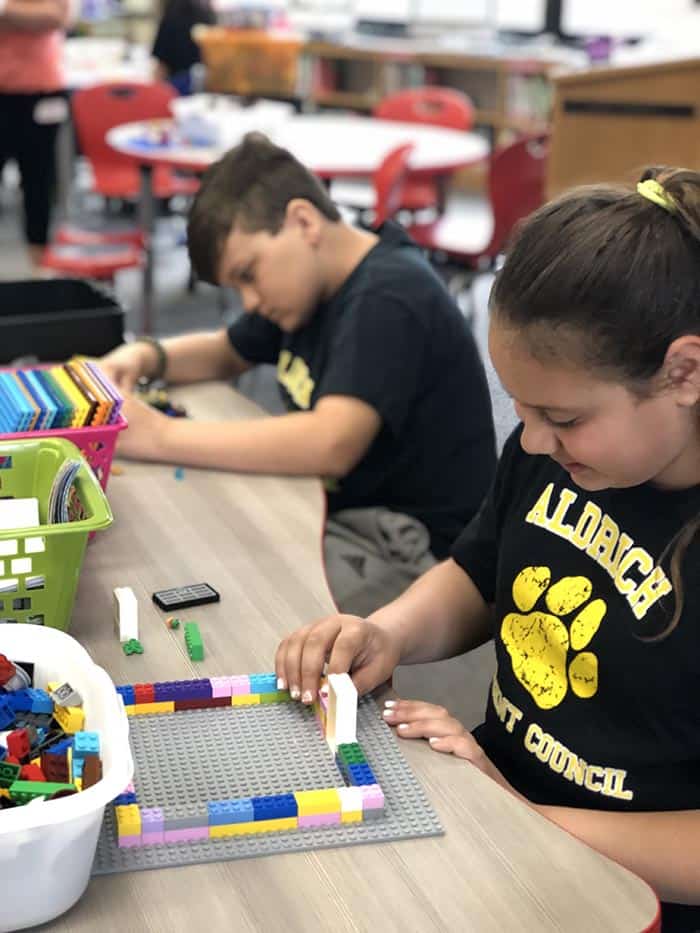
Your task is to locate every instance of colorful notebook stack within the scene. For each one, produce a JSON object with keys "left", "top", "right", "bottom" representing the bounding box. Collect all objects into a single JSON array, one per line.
[{"left": 0, "top": 361, "right": 122, "bottom": 434}]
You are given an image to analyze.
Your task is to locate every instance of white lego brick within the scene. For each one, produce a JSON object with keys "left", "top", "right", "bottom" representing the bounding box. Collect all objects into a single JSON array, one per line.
[
  {"left": 113, "top": 586, "right": 138, "bottom": 643},
  {"left": 337, "top": 785, "right": 363, "bottom": 814},
  {"left": 326, "top": 673, "right": 358, "bottom": 752}
]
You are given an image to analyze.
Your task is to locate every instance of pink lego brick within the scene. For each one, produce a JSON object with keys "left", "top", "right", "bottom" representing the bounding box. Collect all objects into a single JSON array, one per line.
[
  {"left": 360, "top": 784, "right": 385, "bottom": 809},
  {"left": 141, "top": 807, "right": 164, "bottom": 831},
  {"left": 118, "top": 834, "right": 142, "bottom": 848},
  {"left": 142, "top": 830, "right": 164, "bottom": 845},
  {"left": 163, "top": 826, "right": 209, "bottom": 844},
  {"left": 121, "top": 781, "right": 136, "bottom": 795},
  {"left": 230, "top": 675, "right": 250, "bottom": 696},
  {"left": 209, "top": 676, "right": 233, "bottom": 698},
  {"left": 298, "top": 813, "right": 341, "bottom": 828}
]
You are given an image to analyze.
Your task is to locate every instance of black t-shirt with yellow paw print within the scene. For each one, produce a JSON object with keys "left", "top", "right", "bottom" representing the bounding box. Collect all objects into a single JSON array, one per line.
[{"left": 453, "top": 425, "right": 700, "bottom": 815}]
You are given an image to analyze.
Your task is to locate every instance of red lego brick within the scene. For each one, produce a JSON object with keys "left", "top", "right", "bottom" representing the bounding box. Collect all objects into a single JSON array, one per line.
[
  {"left": 7, "top": 729, "right": 30, "bottom": 762},
  {"left": 173, "top": 697, "right": 230, "bottom": 711},
  {"left": 133, "top": 683, "right": 155, "bottom": 704},
  {"left": 0, "top": 654, "right": 16, "bottom": 686},
  {"left": 20, "top": 763, "right": 46, "bottom": 781}
]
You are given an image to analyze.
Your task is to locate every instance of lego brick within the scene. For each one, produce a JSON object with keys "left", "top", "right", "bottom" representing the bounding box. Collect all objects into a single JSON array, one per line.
[
  {"left": 116, "top": 685, "right": 135, "bottom": 707},
  {"left": 53, "top": 704, "right": 84, "bottom": 734},
  {"left": 49, "top": 682, "right": 82, "bottom": 707},
  {"left": 248, "top": 673, "right": 277, "bottom": 694},
  {"left": 174, "top": 697, "right": 230, "bottom": 711},
  {"left": 133, "top": 683, "right": 155, "bottom": 705},
  {"left": 337, "top": 785, "right": 364, "bottom": 814},
  {"left": 115, "top": 804, "right": 141, "bottom": 836},
  {"left": 360, "top": 784, "right": 385, "bottom": 809},
  {"left": 347, "top": 764, "right": 377, "bottom": 787},
  {"left": 259, "top": 691, "right": 291, "bottom": 704},
  {"left": 9, "top": 780, "right": 75, "bottom": 803},
  {"left": 231, "top": 694, "right": 260, "bottom": 707},
  {"left": 7, "top": 728, "right": 30, "bottom": 761},
  {"left": 208, "top": 798, "right": 255, "bottom": 826},
  {"left": 163, "top": 826, "right": 209, "bottom": 844},
  {"left": 0, "top": 761, "right": 21, "bottom": 788},
  {"left": 82, "top": 755, "right": 103, "bottom": 789},
  {"left": 209, "top": 676, "right": 232, "bottom": 698},
  {"left": 251, "top": 793, "right": 297, "bottom": 821},
  {"left": 113, "top": 586, "right": 138, "bottom": 643},
  {"left": 93, "top": 694, "right": 442, "bottom": 874},
  {"left": 114, "top": 790, "right": 138, "bottom": 806},
  {"left": 73, "top": 731, "right": 100, "bottom": 759},
  {"left": 325, "top": 673, "right": 358, "bottom": 753},
  {"left": 128, "top": 702, "right": 175, "bottom": 716},
  {"left": 0, "top": 696, "right": 16, "bottom": 730},
  {"left": 294, "top": 789, "right": 341, "bottom": 816},
  {"left": 118, "top": 834, "right": 142, "bottom": 848},
  {"left": 229, "top": 675, "right": 250, "bottom": 696},
  {"left": 184, "top": 622, "right": 204, "bottom": 661},
  {"left": 298, "top": 813, "right": 341, "bottom": 828}
]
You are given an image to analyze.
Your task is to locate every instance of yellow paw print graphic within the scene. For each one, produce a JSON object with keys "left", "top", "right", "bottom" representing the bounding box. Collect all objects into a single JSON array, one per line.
[{"left": 501, "top": 567, "right": 606, "bottom": 710}]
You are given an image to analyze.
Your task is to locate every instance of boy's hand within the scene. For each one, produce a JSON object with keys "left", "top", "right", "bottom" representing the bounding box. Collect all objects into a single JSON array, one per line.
[
  {"left": 383, "top": 699, "right": 522, "bottom": 797},
  {"left": 116, "top": 395, "right": 170, "bottom": 461},
  {"left": 100, "top": 342, "right": 157, "bottom": 392},
  {"left": 275, "top": 614, "right": 402, "bottom": 704}
]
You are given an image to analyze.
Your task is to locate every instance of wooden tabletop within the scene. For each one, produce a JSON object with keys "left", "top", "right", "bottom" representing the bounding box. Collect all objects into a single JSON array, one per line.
[{"left": 50, "top": 383, "right": 659, "bottom": 933}]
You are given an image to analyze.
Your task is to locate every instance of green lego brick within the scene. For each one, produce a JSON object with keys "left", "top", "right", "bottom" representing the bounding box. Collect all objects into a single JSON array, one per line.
[
  {"left": 9, "top": 780, "right": 76, "bottom": 803},
  {"left": 184, "top": 622, "right": 204, "bottom": 661},
  {"left": 123, "top": 638, "right": 144, "bottom": 656},
  {"left": 0, "top": 761, "right": 21, "bottom": 788},
  {"left": 336, "top": 743, "right": 366, "bottom": 765},
  {"left": 259, "top": 690, "right": 292, "bottom": 704}
]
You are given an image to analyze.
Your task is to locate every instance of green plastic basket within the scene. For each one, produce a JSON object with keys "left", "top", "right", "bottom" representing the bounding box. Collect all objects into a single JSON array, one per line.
[{"left": 0, "top": 437, "right": 113, "bottom": 631}]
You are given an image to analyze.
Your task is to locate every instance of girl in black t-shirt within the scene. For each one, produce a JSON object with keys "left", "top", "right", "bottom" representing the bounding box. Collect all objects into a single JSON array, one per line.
[{"left": 276, "top": 167, "right": 700, "bottom": 931}]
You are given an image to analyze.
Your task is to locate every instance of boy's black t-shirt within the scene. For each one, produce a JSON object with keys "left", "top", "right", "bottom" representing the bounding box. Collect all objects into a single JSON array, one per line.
[
  {"left": 452, "top": 427, "right": 700, "bottom": 931},
  {"left": 227, "top": 222, "right": 497, "bottom": 558}
]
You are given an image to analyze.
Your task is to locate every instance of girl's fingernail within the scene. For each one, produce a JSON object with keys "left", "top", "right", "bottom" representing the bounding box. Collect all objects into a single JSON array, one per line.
[
  {"left": 384, "top": 700, "right": 397, "bottom": 708},
  {"left": 382, "top": 708, "right": 394, "bottom": 719},
  {"left": 429, "top": 737, "right": 441, "bottom": 744},
  {"left": 277, "top": 677, "right": 286, "bottom": 690},
  {"left": 397, "top": 723, "right": 409, "bottom": 730},
  {"left": 301, "top": 690, "right": 313, "bottom": 704},
  {"left": 290, "top": 686, "right": 300, "bottom": 700}
]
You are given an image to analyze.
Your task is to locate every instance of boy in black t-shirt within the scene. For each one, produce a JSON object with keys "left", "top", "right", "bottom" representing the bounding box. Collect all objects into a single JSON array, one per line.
[{"left": 100, "top": 133, "right": 496, "bottom": 613}]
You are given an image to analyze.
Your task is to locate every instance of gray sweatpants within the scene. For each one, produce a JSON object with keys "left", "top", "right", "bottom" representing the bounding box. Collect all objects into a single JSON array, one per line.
[{"left": 323, "top": 507, "right": 437, "bottom": 617}]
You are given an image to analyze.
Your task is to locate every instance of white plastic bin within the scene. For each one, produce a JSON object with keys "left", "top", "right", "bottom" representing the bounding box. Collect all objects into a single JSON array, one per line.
[{"left": 0, "top": 625, "right": 133, "bottom": 931}]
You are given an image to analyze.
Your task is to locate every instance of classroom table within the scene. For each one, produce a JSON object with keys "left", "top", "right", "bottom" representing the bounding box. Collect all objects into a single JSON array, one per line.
[
  {"left": 106, "top": 113, "right": 489, "bottom": 335},
  {"left": 48, "top": 381, "right": 661, "bottom": 933}
]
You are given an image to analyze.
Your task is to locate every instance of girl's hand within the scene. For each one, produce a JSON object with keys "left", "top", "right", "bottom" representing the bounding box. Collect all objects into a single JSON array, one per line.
[
  {"left": 275, "top": 614, "right": 402, "bottom": 704},
  {"left": 382, "top": 699, "right": 523, "bottom": 798}
]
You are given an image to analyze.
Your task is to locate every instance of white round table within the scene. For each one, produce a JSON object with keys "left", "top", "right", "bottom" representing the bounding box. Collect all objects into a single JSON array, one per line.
[{"left": 108, "top": 112, "right": 488, "bottom": 333}]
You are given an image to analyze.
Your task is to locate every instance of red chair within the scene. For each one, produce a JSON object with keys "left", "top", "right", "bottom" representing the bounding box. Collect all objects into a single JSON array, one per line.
[
  {"left": 408, "top": 134, "right": 549, "bottom": 268},
  {"left": 332, "top": 86, "right": 475, "bottom": 220},
  {"left": 40, "top": 242, "right": 142, "bottom": 280},
  {"left": 372, "top": 143, "right": 415, "bottom": 228},
  {"left": 70, "top": 81, "right": 199, "bottom": 201}
]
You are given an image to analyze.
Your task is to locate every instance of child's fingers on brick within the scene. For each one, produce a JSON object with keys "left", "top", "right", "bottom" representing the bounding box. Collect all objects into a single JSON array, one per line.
[
  {"left": 276, "top": 622, "right": 318, "bottom": 699},
  {"left": 299, "top": 617, "right": 345, "bottom": 703}
]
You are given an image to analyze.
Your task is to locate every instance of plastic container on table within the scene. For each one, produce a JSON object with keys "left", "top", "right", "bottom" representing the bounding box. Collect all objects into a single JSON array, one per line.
[
  {"left": 195, "top": 27, "right": 302, "bottom": 97},
  {"left": 0, "top": 437, "right": 113, "bottom": 630},
  {"left": 0, "top": 624, "right": 133, "bottom": 932}
]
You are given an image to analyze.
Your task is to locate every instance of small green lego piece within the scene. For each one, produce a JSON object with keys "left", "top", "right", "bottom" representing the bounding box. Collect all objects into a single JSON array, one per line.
[
  {"left": 0, "top": 761, "right": 21, "bottom": 789},
  {"left": 259, "top": 690, "right": 292, "bottom": 704},
  {"left": 184, "top": 622, "right": 204, "bottom": 661},
  {"left": 122, "top": 638, "right": 144, "bottom": 656},
  {"left": 9, "top": 780, "right": 76, "bottom": 803}
]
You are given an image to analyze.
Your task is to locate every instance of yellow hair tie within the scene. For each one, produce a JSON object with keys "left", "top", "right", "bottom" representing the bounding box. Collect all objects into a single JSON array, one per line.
[{"left": 637, "top": 178, "right": 676, "bottom": 213}]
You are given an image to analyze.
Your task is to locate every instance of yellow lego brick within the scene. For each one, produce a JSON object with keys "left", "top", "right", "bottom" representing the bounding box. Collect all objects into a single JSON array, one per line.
[
  {"left": 74, "top": 777, "right": 83, "bottom": 792},
  {"left": 30, "top": 757, "right": 40, "bottom": 768},
  {"left": 210, "top": 821, "right": 256, "bottom": 838},
  {"left": 341, "top": 811, "right": 363, "bottom": 824},
  {"left": 231, "top": 694, "right": 260, "bottom": 706},
  {"left": 128, "top": 702, "right": 175, "bottom": 716},
  {"left": 53, "top": 704, "right": 85, "bottom": 734},
  {"left": 294, "top": 789, "right": 341, "bottom": 816},
  {"left": 210, "top": 818, "right": 297, "bottom": 837},
  {"left": 0, "top": 788, "right": 9, "bottom": 798},
  {"left": 115, "top": 804, "right": 141, "bottom": 836},
  {"left": 47, "top": 681, "right": 60, "bottom": 693}
]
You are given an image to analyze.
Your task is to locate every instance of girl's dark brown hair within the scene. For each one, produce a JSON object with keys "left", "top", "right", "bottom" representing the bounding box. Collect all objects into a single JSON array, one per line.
[{"left": 491, "top": 166, "right": 700, "bottom": 640}]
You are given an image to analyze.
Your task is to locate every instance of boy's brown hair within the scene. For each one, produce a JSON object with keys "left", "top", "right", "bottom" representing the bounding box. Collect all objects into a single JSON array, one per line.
[{"left": 187, "top": 132, "right": 341, "bottom": 284}]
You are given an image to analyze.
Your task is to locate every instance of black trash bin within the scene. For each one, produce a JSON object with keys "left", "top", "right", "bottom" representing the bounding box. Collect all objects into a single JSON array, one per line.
[{"left": 0, "top": 279, "right": 125, "bottom": 363}]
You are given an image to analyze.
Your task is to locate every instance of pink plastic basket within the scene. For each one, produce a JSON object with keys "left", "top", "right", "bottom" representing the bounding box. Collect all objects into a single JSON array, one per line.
[{"left": 0, "top": 417, "right": 127, "bottom": 491}]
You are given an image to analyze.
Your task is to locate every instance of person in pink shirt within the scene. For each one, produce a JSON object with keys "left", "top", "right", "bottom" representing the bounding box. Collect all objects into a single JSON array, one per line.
[{"left": 0, "top": 0, "right": 71, "bottom": 268}]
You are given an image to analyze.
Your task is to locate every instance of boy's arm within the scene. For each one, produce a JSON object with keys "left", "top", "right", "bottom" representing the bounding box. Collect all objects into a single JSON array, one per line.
[
  {"left": 158, "top": 330, "right": 253, "bottom": 385},
  {"left": 118, "top": 392, "right": 381, "bottom": 476},
  {"left": 0, "top": 0, "right": 70, "bottom": 30},
  {"left": 536, "top": 804, "right": 700, "bottom": 904}
]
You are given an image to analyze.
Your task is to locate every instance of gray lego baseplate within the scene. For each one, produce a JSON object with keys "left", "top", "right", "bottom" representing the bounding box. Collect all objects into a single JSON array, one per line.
[{"left": 92, "top": 695, "right": 443, "bottom": 873}]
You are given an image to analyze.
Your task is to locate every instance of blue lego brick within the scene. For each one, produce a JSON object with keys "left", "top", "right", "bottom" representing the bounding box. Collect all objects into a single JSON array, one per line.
[
  {"left": 116, "top": 685, "right": 135, "bottom": 707},
  {"left": 113, "top": 790, "right": 138, "bottom": 806},
  {"left": 153, "top": 681, "right": 180, "bottom": 702},
  {"left": 249, "top": 673, "right": 277, "bottom": 695},
  {"left": 347, "top": 764, "right": 377, "bottom": 787},
  {"left": 72, "top": 757, "right": 85, "bottom": 780},
  {"left": 48, "top": 737, "right": 74, "bottom": 755},
  {"left": 0, "top": 696, "right": 16, "bottom": 730},
  {"left": 179, "top": 679, "right": 213, "bottom": 700},
  {"left": 6, "top": 689, "right": 34, "bottom": 712},
  {"left": 252, "top": 793, "right": 298, "bottom": 821},
  {"left": 28, "top": 689, "right": 53, "bottom": 715},
  {"left": 73, "top": 731, "right": 100, "bottom": 759},
  {"left": 0, "top": 745, "right": 5, "bottom": 761},
  {"left": 207, "top": 797, "right": 254, "bottom": 826}
]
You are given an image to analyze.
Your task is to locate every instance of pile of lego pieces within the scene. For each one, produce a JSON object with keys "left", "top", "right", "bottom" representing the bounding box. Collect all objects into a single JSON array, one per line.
[
  {"left": 113, "top": 671, "right": 385, "bottom": 848},
  {"left": 0, "top": 653, "right": 102, "bottom": 808}
]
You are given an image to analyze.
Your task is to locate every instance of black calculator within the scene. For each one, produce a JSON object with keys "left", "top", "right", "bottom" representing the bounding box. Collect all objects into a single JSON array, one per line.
[{"left": 152, "top": 583, "right": 220, "bottom": 611}]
